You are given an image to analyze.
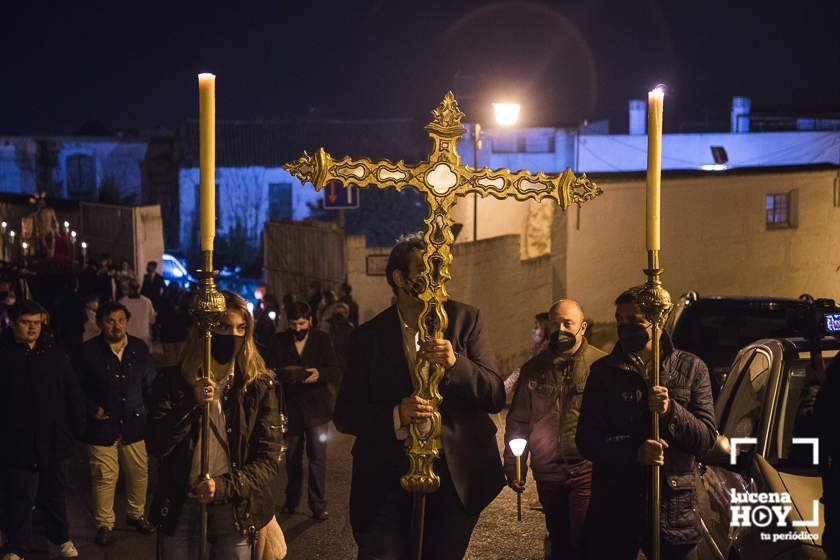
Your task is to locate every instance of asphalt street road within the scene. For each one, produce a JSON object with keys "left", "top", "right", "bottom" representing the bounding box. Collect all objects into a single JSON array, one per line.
[{"left": 22, "top": 413, "right": 546, "bottom": 559}]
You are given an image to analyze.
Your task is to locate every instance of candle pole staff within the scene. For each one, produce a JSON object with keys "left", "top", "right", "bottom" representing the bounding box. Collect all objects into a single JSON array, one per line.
[
  {"left": 632, "top": 87, "right": 672, "bottom": 560},
  {"left": 192, "top": 72, "right": 227, "bottom": 560},
  {"left": 508, "top": 438, "right": 527, "bottom": 522}
]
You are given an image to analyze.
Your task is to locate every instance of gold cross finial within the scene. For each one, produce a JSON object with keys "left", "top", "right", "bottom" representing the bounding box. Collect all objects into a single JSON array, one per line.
[{"left": 283, "top": 92, "right": 602, "bottom": 495}]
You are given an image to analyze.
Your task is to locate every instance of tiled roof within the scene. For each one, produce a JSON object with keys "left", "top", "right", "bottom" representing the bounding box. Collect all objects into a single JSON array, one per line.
[{"left": 178, "top": 118, "right": 429, "bottom": 168}]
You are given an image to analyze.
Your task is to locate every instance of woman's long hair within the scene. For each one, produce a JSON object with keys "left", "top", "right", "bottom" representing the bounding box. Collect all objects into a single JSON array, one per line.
[{"left": 180, "top": 290, "right": 268, "bottom": 388}]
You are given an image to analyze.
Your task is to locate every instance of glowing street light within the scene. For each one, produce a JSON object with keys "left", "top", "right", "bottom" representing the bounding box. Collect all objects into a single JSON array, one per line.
[
  {"left": 492, "top": 102, "right": 521, "bottom": 127},
  {"left": 509, "top": 437, "right": 527, "bottom": 522}
]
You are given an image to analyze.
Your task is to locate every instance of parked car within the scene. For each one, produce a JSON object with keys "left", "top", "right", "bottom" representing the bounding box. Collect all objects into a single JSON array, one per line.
[
  {"left": 161, "top": 252, "right": 196, "bottom": 289},
  {"left": 665, "top": 293, "right": 809, "bottom": 395},
  {"left": 695, "top": 336, "right": 839, "bottom": 560}
]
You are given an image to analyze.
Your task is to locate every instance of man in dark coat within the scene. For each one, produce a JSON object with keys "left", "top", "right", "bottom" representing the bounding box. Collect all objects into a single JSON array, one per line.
[
  {"left": 816, "top": 354, "right": 840, "bottom": 559},
  {"left": 140, "top": 260, "right": 166, "bottom": 306},
  {"left": 504, "top": 298, "right": 606, "bottom": 559},
  {"left": 0, "top": 300, "right": 85, "bottom": 559},
  {"left": 269, "top": 301, "right": 339, "bottom": 520},
  {"left": 334, "top": 235, "right": 506, "bottom": 560},
  {"left": 576, "top": 288, "right": 716, "bottom": 560},
  {"left": 76, "top": 301, "right": 157, "bottom": 545}
]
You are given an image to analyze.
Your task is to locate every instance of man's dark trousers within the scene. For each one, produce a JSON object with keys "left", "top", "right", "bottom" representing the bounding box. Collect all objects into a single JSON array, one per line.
[
  {"left": 353, "top": 456, "right": 479, "bottom": 560},
  {"left": 285, "top": 423, "right": 328, "bottom": 513},
  {"left": 537, "top": 469, "right": 591, "bottom": 560},
  {"left": 1, "top": 459, "right": 70, "bottom": 556}
]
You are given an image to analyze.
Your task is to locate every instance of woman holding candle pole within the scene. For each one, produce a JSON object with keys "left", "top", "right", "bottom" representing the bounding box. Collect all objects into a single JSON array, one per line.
[{"left": 146, "top": 291, "right": 284, "bottom": 559}]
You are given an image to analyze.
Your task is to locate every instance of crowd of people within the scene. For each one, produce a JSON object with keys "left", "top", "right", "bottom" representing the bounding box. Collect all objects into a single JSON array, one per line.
[
  {"left": 0, "top": 253, "right": 361, "bottom": 560},
  {"left": 0, "top": 238, "right": 836, "bottom": 560}
]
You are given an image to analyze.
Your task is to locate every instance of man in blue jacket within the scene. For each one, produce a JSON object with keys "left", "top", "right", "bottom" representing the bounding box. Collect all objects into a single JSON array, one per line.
[
  {"left": 76, "top": 301, "right": 157, "bottom": 546},
  {"left": 576, "top": 288, "right": 716, "bottom": 560}
]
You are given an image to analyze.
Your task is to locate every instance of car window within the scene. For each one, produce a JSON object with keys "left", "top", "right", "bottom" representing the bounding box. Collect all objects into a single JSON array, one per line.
[
  {"left": 720, "top": 350, "right": 771, "bottom": 440},
  {"left": 672, "top": 304, "right": 797, "bottom": 371},
  {"left": 769, "top": 359, "right": 821, "bottom": 471}
]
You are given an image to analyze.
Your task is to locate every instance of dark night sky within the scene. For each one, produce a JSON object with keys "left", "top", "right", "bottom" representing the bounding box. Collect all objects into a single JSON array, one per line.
[{"left": 2, "top": 0, "right": 838, "bottom": 135}]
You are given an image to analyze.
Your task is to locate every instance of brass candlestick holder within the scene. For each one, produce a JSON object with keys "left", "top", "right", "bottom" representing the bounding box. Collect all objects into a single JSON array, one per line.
[
  {"left": 632, "top": 250, "right": 672, "bottom": 560},
  {"left": 191, "top": 250, "right": 227, "bottom": 559}
]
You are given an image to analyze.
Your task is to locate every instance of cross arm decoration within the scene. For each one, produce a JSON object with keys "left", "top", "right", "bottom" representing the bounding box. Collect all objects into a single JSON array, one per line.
[{"left": 284, "top": 91, "right": 602, "bottom": 497}]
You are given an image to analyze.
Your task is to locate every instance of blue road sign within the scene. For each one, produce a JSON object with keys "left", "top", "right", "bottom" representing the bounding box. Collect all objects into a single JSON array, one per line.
[{"left": 322, "top": 181, "right": 360, "bottom": 210}]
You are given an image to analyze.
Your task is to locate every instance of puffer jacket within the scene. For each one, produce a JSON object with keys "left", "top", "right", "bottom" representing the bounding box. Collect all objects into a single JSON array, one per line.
[
  {"left": 503, "top": 339, "right": 606, "bottom": 482},
  {"left": 575, "top": 332, "right": 716, "bottom": 544},
  {"left": 146, "top": 365, "right": 284, "bottom": 535}
]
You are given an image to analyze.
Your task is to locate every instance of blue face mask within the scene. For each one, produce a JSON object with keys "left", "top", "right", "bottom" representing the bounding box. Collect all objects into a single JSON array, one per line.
[{"left": 617, "top": 323, "right": 649, "bottom": 353}]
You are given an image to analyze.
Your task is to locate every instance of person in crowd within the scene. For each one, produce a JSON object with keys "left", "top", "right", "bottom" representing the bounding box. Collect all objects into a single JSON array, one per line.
[
  {"left": 269, "top": 301, "right": 339, "bottom": 521},
  {"left": 317, "top": 290, "right": 340, "bottom": 332},
  {"left": 334, "top": 234, "right": 505, "bottom": 560},
  {"left": 118, "top": 279, "right": 156, "bottom": 348},
  {"left": 82, "top": 294, "right": 101, "bottom": 342},
  {"left": 51, "top": 275, "right": 85, "bottom": 352},
  {"left": 76, "top": 301, "right": 157, "bottom": 546},
  {"left": 147, "top": 291, "right": 284, "bottom": 559},
  {"left": 306, "top": 281, "right": 322, "bottom": 328},
  {"left": 338, "top": 282, "right": 359, "bottom": 328},
  {"left": 116, "top": 259, "right": 134, "bottom": 295},
  {"left": 816, "top": 354, "right": 840, "bottom": 559},
  {"left": 504, "top": 299, "right": 606, "bottom": 559},
  {"left": 140, "top": 260, "right": 166, "bottom": 308},
  {"left": 576, "top": 288, "right": 716, "bottom": 560},
  {"left": 157, "top": 283, "right": 191, "bottom": 367},
  {"left": 0, "top": 278, "right": 15, "bottom": 334},
  {"left": 0, "top": 300, "right": 85, "bottom": 559},
  {"left": 95, "top": 254, "right": 119, "bottom": 303},
  {"left": 254, "top": 294, "right": 280, "bottom": 351},
  {"left": 253, "top": 282, "right": 270, "bottom": 322},
  {"left": 504, "top": 311, "right": 551, "bottom": 395}
]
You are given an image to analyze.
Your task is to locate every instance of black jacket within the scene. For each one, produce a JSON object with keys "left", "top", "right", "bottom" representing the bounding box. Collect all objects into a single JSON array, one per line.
[
  {"left": 269, "top": 329, "right": 340, "bottom": 431},
  {"left": 146, "top": 365, "right": 284, "bottom": 535},
  {"left": 0, "top": 330, "right": 85, "bottom": 468},
  {"left": 334, "top": 302, "right": 506, "bottom": 531},
  {"left": 504, "top": 340, "right": 606, "bottom": 483},
  {"left": 575, "top": 333, "right": 716, "bottom": 545},
  {"left": 76, "top": 334, "right": 157, "bottom": 446}
]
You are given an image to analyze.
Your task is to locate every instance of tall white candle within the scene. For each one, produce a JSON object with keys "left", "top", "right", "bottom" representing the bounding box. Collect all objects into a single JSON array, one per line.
[{"left": 646, "top": 87, "right": 664, "bottom": 252}]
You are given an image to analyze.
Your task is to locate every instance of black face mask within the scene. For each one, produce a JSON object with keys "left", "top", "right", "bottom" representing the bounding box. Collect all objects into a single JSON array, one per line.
[
  {"left": 293, "top": 329, "right": 309, "bottom": 341},
  {"left": 211, "top": 333, "right": 245, "bottom": 364},
  {"left": 617, "top": 323, "right": 650, "bottom": 354},
  {"left": 549, "top": 325, "right": 582, "bottom": 355}
]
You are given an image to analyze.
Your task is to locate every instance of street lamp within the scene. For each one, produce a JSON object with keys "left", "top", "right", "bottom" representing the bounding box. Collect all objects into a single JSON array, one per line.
[
  {"left": 472, "top": 101, "right": 521, "bottom": 241},
  {"left": 508, "top": 437, "right": 527, "bottom": 522}
]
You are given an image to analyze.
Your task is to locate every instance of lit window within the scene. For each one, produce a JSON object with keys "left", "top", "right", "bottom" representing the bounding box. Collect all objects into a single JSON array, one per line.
[{"left": 765, "top": 190, "right": 798, "bottom": 229}]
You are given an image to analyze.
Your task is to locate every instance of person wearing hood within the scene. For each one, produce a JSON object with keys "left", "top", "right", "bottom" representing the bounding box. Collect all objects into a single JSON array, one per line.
[
  {"left": 503, "top": 299, "right": 606, "bottom": 559},
  {"left": 575, "top": 288, "right": 716, "bottom": 560},
  {"left": 146, "top": 290, "right": 284, "bottom": 559},
  {"left": 0, "top": 300, "right": 85, "bottom": 560},
  {"left": 267, "top": 301, "right": 339, "bottom": 521}
]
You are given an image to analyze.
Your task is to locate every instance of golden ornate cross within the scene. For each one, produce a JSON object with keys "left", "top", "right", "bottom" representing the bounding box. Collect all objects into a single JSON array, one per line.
[{"left": 284, "top": 91, "right": 601, "bottom": 497}]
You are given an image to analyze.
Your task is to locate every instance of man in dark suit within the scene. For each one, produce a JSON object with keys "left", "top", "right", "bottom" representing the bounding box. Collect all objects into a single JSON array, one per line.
[
  {"left": 140, "top": 261, "right": 165, "bottom": 307},
  {"left": 270, "top": 301, "right": 339, "bottom": 521},
  {"left": 334, "top": 235, "right": 506, "bottom": 560}
]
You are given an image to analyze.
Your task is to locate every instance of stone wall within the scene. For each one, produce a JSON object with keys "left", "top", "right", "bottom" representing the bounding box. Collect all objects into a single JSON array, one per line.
[
  {"left": 346, "top": 234, "right": 553, "bottom": 376},
  {"left": 566, "top": 167, "right": 840, "bottom": 322}
]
